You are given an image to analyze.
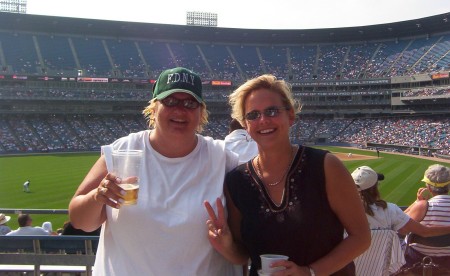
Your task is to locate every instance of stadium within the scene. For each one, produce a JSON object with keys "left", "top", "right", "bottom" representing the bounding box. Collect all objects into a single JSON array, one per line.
[
  {"left": 0, "top": 8, "right": 450, "bottom": 275},
  {"left": 0, "top": 12, "right": 449, "bottom": 156}
]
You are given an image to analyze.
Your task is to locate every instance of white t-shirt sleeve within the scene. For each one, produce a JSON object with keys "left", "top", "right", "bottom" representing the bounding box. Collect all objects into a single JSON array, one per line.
[
  {"left": 225, "top": 148, "right": 239, "bottom": 172},
  {"left": 213, "top": 137, "right": 239, "bottom": 172},
  {"left": 389, "top": 203, "right": 410, "bottom": 231}
]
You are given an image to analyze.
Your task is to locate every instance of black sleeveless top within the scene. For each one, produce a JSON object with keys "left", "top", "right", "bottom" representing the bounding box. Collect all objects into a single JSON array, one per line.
[{"left": 226, "top": 146, "right": 355, "bottom": 276}]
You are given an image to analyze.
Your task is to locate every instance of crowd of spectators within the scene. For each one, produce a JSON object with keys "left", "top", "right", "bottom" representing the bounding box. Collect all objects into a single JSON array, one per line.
[
  {"left": 2, "top": 85, "right": 446, "bottom": 104},
  {"left": 2, "top": 32, "right": 450, "bottom": 82},
  {"left": 1, "top": 33, "right": 450, "bottom": 157},
  {"left": 0, "top": 87, "right": 152, "bottom": 101},
  {"left": 331, "top": 117, "right": 450, "bottom": 155},
  {"left": 402, "top": 87, "right": 450, "bottom": 97},
  {"left": 0, "top": 114, "right": 448, "bottom": 156}
]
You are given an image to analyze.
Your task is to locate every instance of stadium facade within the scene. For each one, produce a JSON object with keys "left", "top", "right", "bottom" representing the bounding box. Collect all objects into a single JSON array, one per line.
[{"left": 0, "top": 12, "right": 449, "bottom": 155}]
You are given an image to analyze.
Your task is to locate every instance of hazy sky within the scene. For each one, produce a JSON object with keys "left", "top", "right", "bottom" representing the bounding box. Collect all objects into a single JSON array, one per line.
[{"left": 26, "top": 0, "right": 450, "bottom": 30}]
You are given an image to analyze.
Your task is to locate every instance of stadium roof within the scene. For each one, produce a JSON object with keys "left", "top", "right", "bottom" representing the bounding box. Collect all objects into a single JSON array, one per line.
[{"left": 0, "top": 11, "right": 449, "bottom": 44}]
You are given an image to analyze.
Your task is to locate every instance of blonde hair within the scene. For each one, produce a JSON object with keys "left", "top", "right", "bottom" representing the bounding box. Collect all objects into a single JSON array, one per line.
[
  {"left": 142, "top": 99, "right": 209, "bottom": 133},
  {"left": 229, "top": 74, "right": 300, "bottom": 126}
]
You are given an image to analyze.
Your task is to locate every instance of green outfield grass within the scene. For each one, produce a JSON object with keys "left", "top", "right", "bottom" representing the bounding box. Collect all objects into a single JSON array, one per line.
[
  {"left": 0, "top": 152, "right": 99, "bottom": 231},
  {"left": 0, "top": 147, "right": 449, "bottom": 230}
]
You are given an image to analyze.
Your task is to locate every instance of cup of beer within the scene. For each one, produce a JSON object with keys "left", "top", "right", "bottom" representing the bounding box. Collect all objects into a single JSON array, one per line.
[{"left": 111, "top": 149, "right": 143, "bottom": 205}]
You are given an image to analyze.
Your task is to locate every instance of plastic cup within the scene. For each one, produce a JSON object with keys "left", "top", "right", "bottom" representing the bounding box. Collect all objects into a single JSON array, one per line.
[
  {"left": 257, "top": 269, "right": 271, "bottom": 276},
  {"left": 111, "top": 149, "right": 143, "bottom": 205},
  {"left": 260, "top": 254, "right": 289, "bottom": 274}
]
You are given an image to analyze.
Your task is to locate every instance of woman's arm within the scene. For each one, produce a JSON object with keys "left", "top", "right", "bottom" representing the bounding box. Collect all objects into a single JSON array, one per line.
[
  {"left": 404, "top": 188, "right": 429, "bottom": 222},
  {"left": 225, "top": 186, "right": 250, "bottom": 264},
  {"left": 68, "top": 156, "right": 124, "bottom": 232},
  {"left": 204, "top": 187, "right": 249, "bottom": 265},
  {"left": 399, "top": 218, "right": 450, "bottom": 237},
  {"left": 308, "top": 153, "right": 371, "bottom": 275}
]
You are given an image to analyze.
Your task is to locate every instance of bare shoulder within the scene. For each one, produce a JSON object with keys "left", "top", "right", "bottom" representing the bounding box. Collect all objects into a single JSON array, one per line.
[
  {"left": 405, "top": 199, "right": 428, "bottom": 221},
  {"left": 324, "top": 152, "right": 348, "bottom": 174},
  {"left": 323, "top": 153, "right": 355, "bottom": 192}
]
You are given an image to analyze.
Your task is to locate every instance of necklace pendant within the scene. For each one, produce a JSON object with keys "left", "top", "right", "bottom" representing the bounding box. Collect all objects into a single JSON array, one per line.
[
  {"left": 267, "top": 179, "right": 282, "bottom": 186},
  {"left": 256, "top": 146, "right": 296, "bottom": 187}
]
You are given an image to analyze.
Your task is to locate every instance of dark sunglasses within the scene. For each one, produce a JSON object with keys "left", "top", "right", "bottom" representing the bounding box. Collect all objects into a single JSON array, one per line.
[
  {"left": 160, "top": 96, "right": 200, "bottom": 109},
  {"left": 244, "top": 106, "right": 289, "bottom": 121}
]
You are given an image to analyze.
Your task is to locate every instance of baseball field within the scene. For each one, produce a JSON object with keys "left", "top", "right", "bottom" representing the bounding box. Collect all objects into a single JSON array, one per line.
[{"left": 0, "top": 146, "right": 449, "bottom": 230}]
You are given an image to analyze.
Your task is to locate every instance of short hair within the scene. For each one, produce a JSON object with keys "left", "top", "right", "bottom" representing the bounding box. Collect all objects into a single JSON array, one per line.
[
  {"left": 18, "top": 214, "right": 31, "bottom": 227},
  {"left": 229, "top": 74, "right": 300, "bottom": 127},
  {"left": 424, "top": 164, "right": 450, "bottom": 184},
  {"left": 427, "top": 184, "right": 449, "bottom": 195},
  {"left": 142, "top": 98, "right": 209, "bottom": 133}
]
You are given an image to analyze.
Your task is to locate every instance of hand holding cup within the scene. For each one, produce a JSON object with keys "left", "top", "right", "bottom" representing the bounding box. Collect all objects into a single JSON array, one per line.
[
  {"left": 111, "top": 150, "right": 143, "bottom": 205},
  {"left": 95, "top": 173, "right": 124, "bottom": 209},
  {"left": 260, "top": 254, "right": 289, "bottom": 274}
]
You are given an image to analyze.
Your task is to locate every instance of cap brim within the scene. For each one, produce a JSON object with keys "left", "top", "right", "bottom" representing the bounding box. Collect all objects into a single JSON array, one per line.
[
  {"left": 422, "top": 177, "right": 450, "bottom": 187},
  {"left": 0, "top": 216, "right": 10, "bottom": 224},
  {"left": 155, "top": 89, "right": 203, "bottom": 103}
]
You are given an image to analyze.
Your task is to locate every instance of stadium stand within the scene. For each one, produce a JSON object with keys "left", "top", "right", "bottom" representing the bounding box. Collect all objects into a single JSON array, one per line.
[
  {"left": 258, "top": 45, "right": 288, "bottom": 79},
  {"left": 290, "top": 45, "right": 317, "bottom": 80},
  {"left": 0, "top": 12, "right": 448, "bottom": 158}
]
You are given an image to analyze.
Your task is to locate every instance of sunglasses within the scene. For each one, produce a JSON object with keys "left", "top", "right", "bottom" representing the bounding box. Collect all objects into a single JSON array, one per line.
[
  {"left": 160, "top": 96, "right": 200, "bottom": 109},
  {"left": 244, "top": 106, "right": 289, "bottom": 121}
]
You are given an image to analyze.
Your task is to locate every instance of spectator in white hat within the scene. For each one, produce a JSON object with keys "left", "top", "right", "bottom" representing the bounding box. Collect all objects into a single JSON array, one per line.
[
  {"left": 352, "top": 165, "right": 450, "bottom": 236},
  {"left": 42, "top": 221, "right": 58, "bottom": 235},
  {"left": 0, "top": 213, "right": 11, "bottom": 235}
]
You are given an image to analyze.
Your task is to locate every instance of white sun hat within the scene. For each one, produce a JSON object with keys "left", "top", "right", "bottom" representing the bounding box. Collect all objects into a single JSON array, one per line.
[
  {"left": 0, "top": 213, "right": 11, "bottom": 225},
  {"left": 42, "top": 221, "right": 53, "bottom": 233}
]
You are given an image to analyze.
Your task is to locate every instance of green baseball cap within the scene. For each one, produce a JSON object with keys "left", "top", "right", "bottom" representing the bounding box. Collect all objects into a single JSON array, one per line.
[{"left": 152, "top": 67, "right": 203, "bottom": 103}]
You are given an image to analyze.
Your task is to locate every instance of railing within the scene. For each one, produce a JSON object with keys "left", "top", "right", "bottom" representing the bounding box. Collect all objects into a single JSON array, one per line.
[
  {"left": 0, "top": 235, "right": 98, "bottom": 276},
  {"left": 0, "top": 209, "right": 98, "bottom": 275},
  {"left": 0, "top": 208, "right": 68, "bottom": 215}
]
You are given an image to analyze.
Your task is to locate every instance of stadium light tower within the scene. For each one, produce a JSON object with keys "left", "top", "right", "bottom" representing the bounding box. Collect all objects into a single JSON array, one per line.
[
  {"left": 0, "top": 0, "right": 27, "bottom": 13},
  {"left": 186, "top": 11, "right": 217, "bottom": 27}
]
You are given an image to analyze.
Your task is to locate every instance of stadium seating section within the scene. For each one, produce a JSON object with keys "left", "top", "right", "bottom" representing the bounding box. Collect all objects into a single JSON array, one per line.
[
  {"left": 0, "top": 31, "right": 449, "bottom": 80},
  {"left": 0, "top": 23, "right": 449, "bottom": 157}
]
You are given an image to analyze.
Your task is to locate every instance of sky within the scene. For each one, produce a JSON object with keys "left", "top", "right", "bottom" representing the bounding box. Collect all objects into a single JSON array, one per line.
[{"left": 26, "top": 0, "right": 450, "bottom": 30}]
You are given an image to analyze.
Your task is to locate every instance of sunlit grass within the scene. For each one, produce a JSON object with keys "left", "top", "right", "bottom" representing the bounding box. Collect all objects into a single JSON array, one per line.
[{"left": 1, "top": 148, "right": 448, "bottom": 230}]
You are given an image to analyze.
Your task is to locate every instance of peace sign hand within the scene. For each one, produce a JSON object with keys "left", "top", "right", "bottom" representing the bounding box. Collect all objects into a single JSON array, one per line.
[{"left": 204, "top": 198, "right": 234, "bottom": 253}]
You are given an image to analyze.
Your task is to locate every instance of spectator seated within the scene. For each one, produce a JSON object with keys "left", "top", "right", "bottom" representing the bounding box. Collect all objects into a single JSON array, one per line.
[{"left": 353, "top": 229, "right": 405, "bottom": 276}]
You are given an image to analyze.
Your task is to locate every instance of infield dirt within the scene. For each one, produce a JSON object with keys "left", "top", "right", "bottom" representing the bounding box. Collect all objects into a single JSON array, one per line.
[{"left": 333, "top": 152, "right": 378, "bottom": 161}]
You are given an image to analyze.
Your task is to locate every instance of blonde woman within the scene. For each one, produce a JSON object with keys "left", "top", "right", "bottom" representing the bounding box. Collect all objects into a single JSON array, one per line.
[{"left": 206, "top": 75, "right": 370, "bottom": 276}]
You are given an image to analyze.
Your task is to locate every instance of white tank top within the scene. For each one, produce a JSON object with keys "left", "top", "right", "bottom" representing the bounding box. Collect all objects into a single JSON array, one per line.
[{"left": 95, "top": 130, "right": 242, "bottom": 276}]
